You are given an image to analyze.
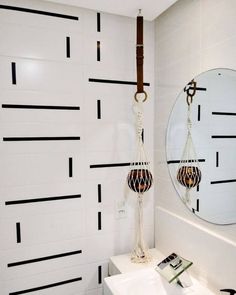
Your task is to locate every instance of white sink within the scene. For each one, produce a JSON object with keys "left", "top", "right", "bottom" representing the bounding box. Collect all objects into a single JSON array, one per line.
[{"left": 104, "top": 268, "right": 216, "bottom": 295}]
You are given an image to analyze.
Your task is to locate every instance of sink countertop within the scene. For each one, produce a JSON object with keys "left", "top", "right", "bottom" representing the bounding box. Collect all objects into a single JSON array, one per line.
[
  {"left": 109, "top": 248, "right": 165, "bottom": 276},
  {"left": 104, "top": 268, "right": 217, "bottom": 295}
]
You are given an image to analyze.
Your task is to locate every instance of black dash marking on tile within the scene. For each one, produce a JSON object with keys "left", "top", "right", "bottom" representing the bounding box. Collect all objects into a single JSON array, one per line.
[
  {"left": 192, "top": 208, "right": 195, "bottom": 214},
  {"left": 211, "top": 179, "right": 236, "bottom": 185},
  {"left": 66, "top": 36, "right": 70, "bottom": 58},
  {"left": 8, "top": 250, "right": 82, "bottom": 267},
  {"left": 97, "top": 13, "right": 101, "bottom": 32},
  {"left": 198, "top": 105, "right": 201, "bottom": 121},
  {"left": 90, "top": 162, "right": 149, "bottom": 169},
  {"left": 16, "top": 223, "right": 21, "bottom": 243},
  {"left": 0, "top": 5, "right": 79, "bottom": 20},
  {"left": 98, "top": 212, "right": 102, "bottom": 230},
  {"left": 197, "top": 185, "right": 199, "bottom": 192},
  {"left": 97, "top": 100, "right": 101, "bottom": 119},
  {"left": 11, "top": 62, "right": 16, "bottom": 85},
  {"left": 3, "top": 136, "right": 80, "bottom": 142},
  {"left": 89, "top": 78, "right": 150, "bottom": 86},
  {"left": 188, "top": 86, "right": 207, "bottom": 92},
  {"left": 212, "top": 135, "right": 236, "bottom": 139},
  {"left": 141, "top": 129, "right": 144, "bottom": 143},
  {"left": 2, "top": 104, "right": 80, "bottom": 110},
  {"left": 212, "top": 112, "right": 236, "bottom": 116},
  {"left": 69, "top": 157, "right": 73, "bottom": 177},
  {"left": 5, "top": 194, "right": 81, "bottom": 205},
  {"left": 167, "top": 159, "right": 205, "bottom": 164},
  {"left": 98, "top": 265, "right": 102, "bottom": 284},
  {"left": 216, "top": 152, "right": 219, "bottom": 167},
  {"left": 196, "top": 199, "right": 199, "bottom": 212},
  {"left": 9, "top": 277, "right": 82, "bottom": 295},
  {"left": 97, "top": 41, "right": 101, "bottom": 61},
  {"left": 98, "top": 184, "right": 102, "bottom": 203}
]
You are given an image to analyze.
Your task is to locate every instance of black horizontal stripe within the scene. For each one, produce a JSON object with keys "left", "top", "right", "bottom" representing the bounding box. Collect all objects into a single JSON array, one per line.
[
  {"left": 187, "top": 86, "right": 207, "bottom": 91},
  {"left": 212, "top": 135, "right": 236, "bottom": 139},
  {"left": 211, "top": 179, "right": 236, "bottom": 185},
  {"left": 9, "top": 277, "right": 82, "bottom": 295},
  {"left": 212, "top": 112, "right": 236, "bottom": 116},
  {"left": 3, "top": 136, "right": 80, "bottom": 141},
  {"left": 90, "top": 162, "right": 149, "bottom": 168},
  {"left": 5, "top": 194, "right": 81, "bottom": 205},
  {"left": 2, "top": 104, "right": 80, "bottom": 110},
  {"left": 0, "top": 5, "right": 79, "bottom": 20},
  {"left": 89, "top": 78, "right": 150, "bottom": 86},
  {"left": 8, "top": 250, "right": 82, "bottom": 267},
  {"left": 167, "top": 159, "right": 205, "bottom": 164}
]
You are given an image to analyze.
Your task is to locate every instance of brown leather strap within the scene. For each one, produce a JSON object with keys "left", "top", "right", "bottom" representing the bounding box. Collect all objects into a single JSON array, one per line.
[{"left": 136, "top": 15, "right": 144, "bottom": 93}]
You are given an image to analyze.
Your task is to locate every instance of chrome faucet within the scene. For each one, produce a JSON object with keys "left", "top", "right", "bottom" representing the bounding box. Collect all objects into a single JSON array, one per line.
[{"left": 220, "top": 289, "right": 236, "bottom": 295}]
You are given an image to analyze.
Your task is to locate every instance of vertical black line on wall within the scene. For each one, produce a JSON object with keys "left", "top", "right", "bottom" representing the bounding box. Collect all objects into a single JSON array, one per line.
[
  {"left": 11, "top": 62, "right": 16, "bottom": 85},
  {"left": 196, "top": 199, "right": 200, "bottom": 212},
  {"left": 98, "top": 212, "right": 102, "bottom": 230},
  {"left": 142, "top": 129, "right": 144, "bottom": 143},
  {"left": 97, "top": 100, "right": 101, "bottom": 119},
  {"left": 98, "top": 265, "right": 102, "bottom": 284},
  {"left": 97, "top": 41, "right": 101, "bottom": 61},
  {"left": 98, "top": 184, "right": 102, "bottom": 203},
  {"left": 97, "top": 13, "right": 101, "bottom": 32},
  {"left": 66, "top": 36, "right": 71, "bottom": 58},
  {"left": 197, "top": 105, "right": 201, "bottom": 121},
  {"left": 69, "top": 157, "right": 73, "bottom": 178},
  {"left": 16, "top": 222, "right": 21, "bottom": 243},
  {"left": 216, "top": 152, "right": 219, "bottom": 167},
  {"left": 197, "top": 185, "right": 200, "bottom": 192}
]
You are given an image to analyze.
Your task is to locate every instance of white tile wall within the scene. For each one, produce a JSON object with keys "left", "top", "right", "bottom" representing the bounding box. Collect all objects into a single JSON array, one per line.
[
  {"left": 0, "top": 0, "right": 154, "bottom": 294},
  {"left": 155, "top": 0, "right": 236, "bottom": 291}
]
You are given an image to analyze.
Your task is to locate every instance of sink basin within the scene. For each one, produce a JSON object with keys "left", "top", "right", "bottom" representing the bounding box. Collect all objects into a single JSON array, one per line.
[{"left": 104, "top": 268, "right": 215, "bottom": 295}]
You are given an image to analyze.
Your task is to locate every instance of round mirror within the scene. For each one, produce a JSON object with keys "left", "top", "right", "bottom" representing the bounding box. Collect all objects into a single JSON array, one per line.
[{"left": 166, "top": 68, "right": 236, "bottom": 225}]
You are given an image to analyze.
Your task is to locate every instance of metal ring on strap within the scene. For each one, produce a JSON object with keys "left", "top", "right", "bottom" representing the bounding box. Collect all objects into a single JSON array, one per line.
[{"left": 134, "top": 91, "right": 148, "bottom": 102}]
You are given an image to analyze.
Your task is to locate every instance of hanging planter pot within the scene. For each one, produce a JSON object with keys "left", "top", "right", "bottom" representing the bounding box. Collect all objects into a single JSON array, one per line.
[
  {"left": 127, "top": 168, "right": 153, "bottom": 194},
  {"left": 177, "top": 165, "right": 201, "bottom": 189}
]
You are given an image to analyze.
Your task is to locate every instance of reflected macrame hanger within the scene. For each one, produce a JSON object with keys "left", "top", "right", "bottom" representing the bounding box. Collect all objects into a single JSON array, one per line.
[
  {"left": 177, "top": 80, "right": 202, "bottom": 204},
  {"left": 127, "top": 9, "right": 153, "bottom": 263}
]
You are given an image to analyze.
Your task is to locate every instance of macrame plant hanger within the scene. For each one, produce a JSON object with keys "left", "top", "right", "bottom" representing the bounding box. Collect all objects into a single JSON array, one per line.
[
  {"left": 127, "top": 10, "right": 153, "bottom": 263},
  {"left": 177, "top": 80, "right": 202, "bottom": 204}
]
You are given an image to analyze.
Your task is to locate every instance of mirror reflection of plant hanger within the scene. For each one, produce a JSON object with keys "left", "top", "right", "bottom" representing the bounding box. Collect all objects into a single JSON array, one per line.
[{"left": 176, "top": 79, "right": 202, "bottom": 204}]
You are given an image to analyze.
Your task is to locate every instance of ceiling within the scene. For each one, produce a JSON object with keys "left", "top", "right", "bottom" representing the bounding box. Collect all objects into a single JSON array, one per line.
[{"left": 45, "top": 0, "right": 178, "bottom": 21}]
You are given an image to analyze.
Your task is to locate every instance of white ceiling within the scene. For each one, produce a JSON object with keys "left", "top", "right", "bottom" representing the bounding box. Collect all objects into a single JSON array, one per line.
[{"left": 46, "top": 0, "right": 178, "bottom": 21}]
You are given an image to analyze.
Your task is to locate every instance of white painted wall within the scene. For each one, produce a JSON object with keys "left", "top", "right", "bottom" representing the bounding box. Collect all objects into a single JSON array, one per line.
[
  {"left": 0, "top": 0, "right": 154, "bottom": 294},
  {"left": 155, "top": 0, "right": 236, "bottom": 292}
]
